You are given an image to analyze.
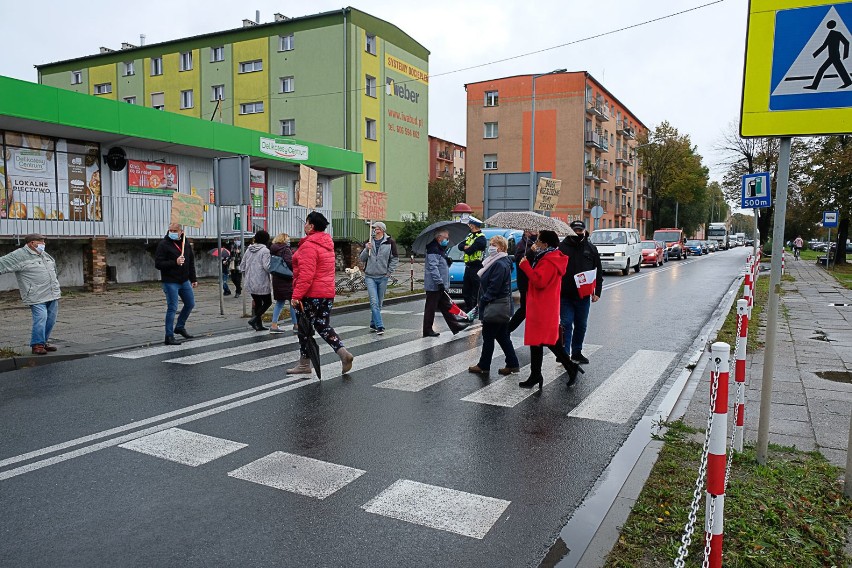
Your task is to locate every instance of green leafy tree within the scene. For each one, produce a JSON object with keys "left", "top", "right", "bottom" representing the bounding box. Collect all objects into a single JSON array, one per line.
[
  {"left": 428, "top": 174, "right": 466, "bottom": 221},
  {"left": 637, "top": 121, "right": 710, "bottom": 236},
  {"left": 396, "top": 218, "right": 430, "bottom": 256},
  {"left": 803, "top": 135, "right": 852, "bottom": 264}
]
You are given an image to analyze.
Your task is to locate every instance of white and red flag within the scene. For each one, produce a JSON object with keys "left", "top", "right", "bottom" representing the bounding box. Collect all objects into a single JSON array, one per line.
[{"left": 573, "top": 269, "right": 597, "bottom": 299}]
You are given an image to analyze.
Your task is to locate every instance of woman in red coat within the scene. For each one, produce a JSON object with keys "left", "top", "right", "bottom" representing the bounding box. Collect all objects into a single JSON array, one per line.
[
  {"left": 517, "top": 230, "right": 581, "bottom": 389},
  {"left": 288, "top": 211, "right": 354, "bottom": 375}
]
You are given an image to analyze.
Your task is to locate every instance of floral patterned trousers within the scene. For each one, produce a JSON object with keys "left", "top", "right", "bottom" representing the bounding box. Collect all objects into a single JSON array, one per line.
[{"left": 299, "top": 298, "right": 344, "bottom": 357}]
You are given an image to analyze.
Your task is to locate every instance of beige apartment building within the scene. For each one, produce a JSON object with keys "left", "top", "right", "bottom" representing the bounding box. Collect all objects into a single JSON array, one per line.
[{"left": 465, "top": 71, "right": 650, "bottom": 235}]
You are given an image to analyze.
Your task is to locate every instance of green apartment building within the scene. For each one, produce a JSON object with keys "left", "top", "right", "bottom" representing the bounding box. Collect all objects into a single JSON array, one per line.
[{"left": 36, "top": 7, "right": 429, "bottom": 229}]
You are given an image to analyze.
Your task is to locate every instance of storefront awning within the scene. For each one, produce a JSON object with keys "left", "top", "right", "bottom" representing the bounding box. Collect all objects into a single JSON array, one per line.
[{"left": 0, "top": 76, "right": 362, "bottom": 178}]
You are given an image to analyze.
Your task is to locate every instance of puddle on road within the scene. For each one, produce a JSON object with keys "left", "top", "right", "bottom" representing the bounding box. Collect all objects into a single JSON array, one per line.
[{"left": 815, "top": 370, "right": 852, "bottom": 383}]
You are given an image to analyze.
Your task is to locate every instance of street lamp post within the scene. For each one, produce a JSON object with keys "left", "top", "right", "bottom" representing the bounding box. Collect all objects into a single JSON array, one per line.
[{"left": 529, "top": 69, "right": 567, "bottom": 212}]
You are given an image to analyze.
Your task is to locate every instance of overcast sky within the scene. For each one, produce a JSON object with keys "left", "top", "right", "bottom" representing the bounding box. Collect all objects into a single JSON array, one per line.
[{"left": 0, "top": 0, "right": 746, "bottom": 182}]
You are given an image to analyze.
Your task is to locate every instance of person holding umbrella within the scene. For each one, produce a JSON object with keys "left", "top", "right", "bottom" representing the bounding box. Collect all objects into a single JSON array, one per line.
[
  {"left": 422, "top": 229, "right": 469, "bottom": 337},
  {"left": 457, "top": 216, "right": 487, "bottom": 313},
  {"left": 517, "top": 230, "right": 582, "bottom": 389},
  {"left": 288, "top": 211, "right": 354, "bottom": 375}
]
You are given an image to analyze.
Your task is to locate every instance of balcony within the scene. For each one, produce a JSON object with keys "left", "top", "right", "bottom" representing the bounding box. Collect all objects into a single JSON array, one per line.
[
  {"left": 616, "top": 149, "right": 629, "bottom": 164},
  {"left": 584, "top": 130, "right": 608, "bottom": 151},
  {"left": 437, "top": 150, "right": 452, "bottom": 162},
  {"left": 585, "top": 98, "right": 609, "bottom": 121},
  {"left": 598, "top": 169, "right": 609, "bottom": 183},
  {"left": 616, "top": 120, "right": 636, "bottom": 139},
  {"left": 585, "top": 164, "right": 600, "bottom": 180},
  {"left": 615, "top": 175, "right": 627, "bottom": 190}
]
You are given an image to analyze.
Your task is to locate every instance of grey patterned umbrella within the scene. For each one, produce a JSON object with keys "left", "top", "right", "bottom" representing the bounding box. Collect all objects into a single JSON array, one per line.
[
  {"left": 411, "top": 221, "right": 471, "bottom": 254},
  {"left": 484, "top": 211, "right": 576, "bottom": 236}
]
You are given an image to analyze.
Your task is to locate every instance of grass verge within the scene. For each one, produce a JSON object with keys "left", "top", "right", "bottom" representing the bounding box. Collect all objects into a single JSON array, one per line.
[
  {"left": 715, "top": 273, "right": 770, "bottom": 351},
  {"left": 0, "top": 347, "right": 20, "bottom": 359},
  {"left": 605, "top": 420, "right": 852, "bottom": 567}
]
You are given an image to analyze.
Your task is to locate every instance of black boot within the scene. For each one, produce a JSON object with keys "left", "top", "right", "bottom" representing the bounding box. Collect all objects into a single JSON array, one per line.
[
  {"left": 518, "top": 374, "right": 543, "bottom": 389},
  {"left": 164, "top": 335, "right": 182, "bottom": 346},
  {"left": 519, "top": 346, "right": 544, "bottom": 390}
]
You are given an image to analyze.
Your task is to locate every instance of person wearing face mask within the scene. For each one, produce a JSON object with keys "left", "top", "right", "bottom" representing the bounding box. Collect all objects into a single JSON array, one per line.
[
  {"left": 507, "top": 230, "right": 537, "bottom": 333},
  {"left": 558, "top": 220, "right": 603, "bottom": 366},
  {"left": 0, "top": 233, "right": 62, "bottom": 355},
  {"left": 155, "top": 223, "right": 198, "bottom": 346},
  {"left": 358, "top": 221, "right": 399, "bottom": 335},
  {"left": 422, "top": 229, "right": 469, "bottom": 337},
  {"left": 457, "top": 216, "right": 488, "bottom": 313}
]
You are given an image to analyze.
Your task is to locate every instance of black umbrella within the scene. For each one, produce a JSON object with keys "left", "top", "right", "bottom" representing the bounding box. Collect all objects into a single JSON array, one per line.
[
  {"left": 411, "top": 221, "right": 471, "bottom": 254},
  {"left": 296, "top": 310, "right": 322, "bottom": 380}
]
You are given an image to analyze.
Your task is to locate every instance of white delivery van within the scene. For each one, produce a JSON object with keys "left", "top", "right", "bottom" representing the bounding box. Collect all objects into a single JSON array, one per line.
[{"left": 589, "top": 228, "right": 643, "bottom": 275}]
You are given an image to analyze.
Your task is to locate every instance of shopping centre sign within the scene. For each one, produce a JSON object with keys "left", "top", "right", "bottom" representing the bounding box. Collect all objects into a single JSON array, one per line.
[{"left": 259, "top": 138, "right": 309, "bottom": 161}]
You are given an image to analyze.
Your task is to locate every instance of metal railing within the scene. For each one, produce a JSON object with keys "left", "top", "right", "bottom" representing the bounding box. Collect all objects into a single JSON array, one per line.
[{"left": 0, "top": 192, "right": 371, "bottom": 242}]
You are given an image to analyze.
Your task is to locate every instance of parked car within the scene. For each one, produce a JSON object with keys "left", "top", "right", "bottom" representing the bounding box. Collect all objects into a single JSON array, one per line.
[
  {"left": 685, "top": 240, "right": 704, "bottom": 256},
  {"left": 447, "top": 228, "right": 523, "bottom": 297},
  {"left": 589, "top": 228, "right": 643, "bottom": 275},
  {"left": 706, "top": 241, "right": 718, "bottom": 253},
  {"left": 640, "top": 240, "right": 665, "bottom": 267}
]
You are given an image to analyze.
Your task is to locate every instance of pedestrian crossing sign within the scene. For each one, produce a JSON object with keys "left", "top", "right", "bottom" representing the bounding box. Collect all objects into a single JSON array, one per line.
[{"left": 742, "top": 1, "right": 852, "bottom": 137}]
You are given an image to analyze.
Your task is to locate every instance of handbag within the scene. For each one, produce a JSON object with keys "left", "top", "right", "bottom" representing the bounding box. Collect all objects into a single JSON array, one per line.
[
  {"left": 268, "top": 255, "right": 293, "bottom": 278},
  {"left": 481, "top": 296, "right": 511, "bottom": 324}
]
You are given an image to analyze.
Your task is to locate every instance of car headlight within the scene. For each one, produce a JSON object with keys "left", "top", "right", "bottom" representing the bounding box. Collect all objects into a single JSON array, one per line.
[{"left": 614, "top": 252, "right": 625, "bottom": 257}]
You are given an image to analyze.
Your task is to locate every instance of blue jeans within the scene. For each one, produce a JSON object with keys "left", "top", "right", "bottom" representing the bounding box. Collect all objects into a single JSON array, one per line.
[
  {"left": 272, "top": 299, "right": 299, "bottom": 326},
  {"left": 222, "top": 271, "right": 230, "bottom": 293},
  {"left": 30, "top": 300, "right": 58, "bottom": 346},
  {"left": 365, "top": 275, "right": 388, "bottom": 329},
  {"left": 163, "top": 281, "right": 195, "bottom": 337},
  {"left": 560, "top": 296, "right": 591, "bottom": 355}
]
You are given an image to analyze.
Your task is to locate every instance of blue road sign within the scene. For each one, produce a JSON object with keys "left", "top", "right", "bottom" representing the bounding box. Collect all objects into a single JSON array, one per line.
[
  {"left": 771, "top": 3, "right": 852, "bottom": 112},
  {"left": 823, "top": 210, "right": 840, "bottom": 227},
  {"left": 741, "top": 172, "right": 772, "bottom": 209}
]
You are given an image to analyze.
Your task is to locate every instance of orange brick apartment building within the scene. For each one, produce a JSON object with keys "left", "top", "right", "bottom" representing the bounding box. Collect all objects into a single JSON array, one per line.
[{"left": 465, "top": 72, "right": 650, "bottom": 234}]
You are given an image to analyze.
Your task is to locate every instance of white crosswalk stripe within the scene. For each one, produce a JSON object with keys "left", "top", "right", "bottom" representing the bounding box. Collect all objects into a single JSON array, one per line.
[
  {"left": 228, "top": 452, "right": 366, "bottom": 499},
  {"left": 119, "top": 427, "right": 247, "bottom": 466},
  {"left": 381, "top": 309, "right": 414, "bottom": 315},
  {"left": 224, "top": 328, "right": 413, "bottom": 372},
  {"left": 163, "top": 326, "right": 361, "bottom": 365},
  {"left": 110, "top": 330, "right": 261, "bottom": 359},
  {"left": 461, "top": 345, "right": 602, "bottom": 407},
  {"left": 373, "top": 347, "right": 486, "bottom": 392},
  {"left": 567, "top": 349, "right": 676, "bottom": 423}
]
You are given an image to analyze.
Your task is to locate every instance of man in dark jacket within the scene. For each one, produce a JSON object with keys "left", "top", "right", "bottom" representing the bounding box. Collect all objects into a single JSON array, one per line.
[
  {"left": 155, "top": 223, "right": 198, "bottom": 345},
  {"left": 457, "top": 216, "right": 487, "bottom": 312},
  {"left": 558, "top": 220, "right": 603, "bottom": 364}
]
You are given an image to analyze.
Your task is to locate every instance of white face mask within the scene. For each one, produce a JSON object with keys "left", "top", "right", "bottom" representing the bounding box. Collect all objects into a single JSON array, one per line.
[
  {"left": 36, "top": 244, "right": 46, "bottom": 253},
  {"left": 488, "top": 245, "right": 498, "bottom": 254}
]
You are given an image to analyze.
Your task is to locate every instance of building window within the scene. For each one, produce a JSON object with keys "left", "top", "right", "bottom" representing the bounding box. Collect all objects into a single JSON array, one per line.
[
  {"left": 366, "top": 33, "right": 376, "bottom": 55},
  {"left": 71, "top": 71, "right": 82, "bottom": 85},
  {"left": 94, "top": 83, "right": 112, "bottom": 95},
  {"left": 280, "top": 76, "right": 294, "bottom": 93},
  {"left": 239, "top": 101, "right": 264, "bottom": 115},
  {"left": 280, "top": 119, "right": 296, "bottom": 136},
  {"left": 484, "top": 122, "right": 498, "bottom": 139},
  {"left": 484, "top": 91, "right": 498, "bottom": 106},
  {"left": 211, "top": 46, "right": 225, "bottom": 62},
  {"left": 179, "top": 51, "right": 193, "bottom": 71},
  {"left": 365, "top": 118, "right": 377, "bottom": 140},
  {"left": 279, "top": 34, "right": 295, "bottom": 51},
  {"left": 180, "top": 90, "right": 194, "bottom": 109},
  {"left": 484, "top": 154, "right": 498, "bottom": 170},
  {"left": 239, "top": 60, "right": 263, "bottom": 73},
  {"left": 123, "top": 61, "right": 134, "bottom": 76},
  {"left": 124, "top": 96, "right": 136, "bottom": 104},
  {"left": 151, "top": 57, "right": 163, "bottom": 76},
  {"left": 365, "top": 75, "right": 376, "bottom": 97},
  {"left": 151, "top": 92, "right": 165, "bottom": 110},
  {"left": 365, "top": 161, "right": 377, "bottom": 183},
  {"left": 211, "top": 84, "right": 224, "bottom": 101}
]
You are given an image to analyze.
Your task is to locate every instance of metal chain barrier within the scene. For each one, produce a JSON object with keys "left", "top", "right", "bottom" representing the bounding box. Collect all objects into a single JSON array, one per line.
[
  {"left": 703, "top": 496, "right": 717, "bottom": 568},
  {"left": 674, "top": 357, "right": 721, "bottom": 568}
]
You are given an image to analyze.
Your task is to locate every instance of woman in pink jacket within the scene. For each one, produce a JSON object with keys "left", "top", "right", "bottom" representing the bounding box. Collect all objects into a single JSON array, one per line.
[{"left": 288, "top": 211, "right": 354, "bottom": 375}]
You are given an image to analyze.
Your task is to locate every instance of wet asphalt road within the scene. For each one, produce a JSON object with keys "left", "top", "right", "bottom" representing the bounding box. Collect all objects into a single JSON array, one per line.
[{"left": 0, "top": 248, "right": 749, "bottom": 568}]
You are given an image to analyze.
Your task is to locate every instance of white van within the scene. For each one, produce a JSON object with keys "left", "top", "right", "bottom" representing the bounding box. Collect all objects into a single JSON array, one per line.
[{"left": 589, "top": 228, "right": 643, "bottom": 275}]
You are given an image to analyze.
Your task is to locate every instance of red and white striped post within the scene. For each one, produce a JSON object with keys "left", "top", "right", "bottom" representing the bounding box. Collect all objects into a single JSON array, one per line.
[
  {"left": 706, "top": 342, "right": 730, "bottom": 568},
  {"left": 734, "top": 299, "right": 749, "bottom": 452},
  {"left": 743, "top": 264, "right": 753, "bottom": 316},
  {"left": 781, "top": 251, "right": 786, "bottom": 275}
]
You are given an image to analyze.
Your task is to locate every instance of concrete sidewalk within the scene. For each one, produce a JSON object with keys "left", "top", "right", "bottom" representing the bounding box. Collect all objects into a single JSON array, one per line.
[
  {"left": 0, "top": 263, "right": 425, "bottom": 369},
  {"left": 683, "top": 256, "right": 852, "bottom": 468}
]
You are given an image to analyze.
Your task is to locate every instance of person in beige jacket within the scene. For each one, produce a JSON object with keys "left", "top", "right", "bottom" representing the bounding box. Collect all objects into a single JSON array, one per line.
[{"left": 0, "top": 233, "right": 62, "bottom": 354}]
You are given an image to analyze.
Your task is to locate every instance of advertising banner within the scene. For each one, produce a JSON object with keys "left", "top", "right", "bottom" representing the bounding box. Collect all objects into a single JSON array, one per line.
[
  {"left": 5, "top": 144, "right": 57, "bottom": 220},
  {"left": 128, "top": 160, "right": 179, "bottom": 195},
  {"left": 358, "top": 190, "right": 388, "bottom": 220},
  {"left": 273, "top": 186, "right": 288, "bottom": 210},
  {"left": 249, "top": 168, "right": 267, "bottom": 230},
  {"left": 534, "top": 178, "right": 562, "bottom": 212},
  {"left": 170, "top": 192, "right": 205, "bottom": 228}
]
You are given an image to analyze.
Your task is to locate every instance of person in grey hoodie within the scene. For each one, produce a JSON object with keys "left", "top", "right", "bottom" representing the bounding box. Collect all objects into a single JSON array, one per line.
[
  {"left": 0, "top": 233, "right": 62, "bottom": 354},
  {"left": 239, "top": 230, "right": 272, "bottom": 331},
  {"left": 358, "top": 221, "right": 399, "bottom": 334}
]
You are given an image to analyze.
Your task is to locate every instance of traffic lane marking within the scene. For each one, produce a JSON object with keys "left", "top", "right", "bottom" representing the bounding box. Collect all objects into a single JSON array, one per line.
[{"left": 362, "top": 479, "right": 510, "bottom": 539}]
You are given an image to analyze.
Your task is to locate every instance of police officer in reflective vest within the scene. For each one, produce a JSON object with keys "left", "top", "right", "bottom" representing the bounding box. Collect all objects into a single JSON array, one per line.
[{"left": 457, "top": 216, "right": 488, "bottom": 312}]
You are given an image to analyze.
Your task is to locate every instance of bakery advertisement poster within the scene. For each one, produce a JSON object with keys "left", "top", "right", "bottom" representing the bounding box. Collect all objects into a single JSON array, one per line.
[{"left": 128, "top": 160, "right": 179, "bottom": 195}]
